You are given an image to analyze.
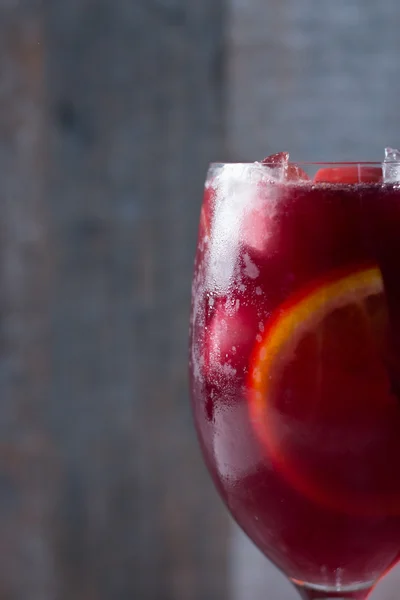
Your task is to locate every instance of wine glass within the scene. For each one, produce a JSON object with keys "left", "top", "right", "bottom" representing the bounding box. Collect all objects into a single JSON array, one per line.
[{"left": 189, "top": 153, "right": 400, "bottom": 600}]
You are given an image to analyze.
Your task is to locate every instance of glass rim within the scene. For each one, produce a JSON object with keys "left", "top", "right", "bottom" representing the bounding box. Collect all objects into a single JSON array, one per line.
[{"left": 210, "top": 161, "right": 394, "bottom": 167}]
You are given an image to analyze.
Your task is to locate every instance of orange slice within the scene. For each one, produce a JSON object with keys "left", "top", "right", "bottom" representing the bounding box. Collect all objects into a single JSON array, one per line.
[{"left": 248, "top": 264, "right": 400, "bottom": 516}]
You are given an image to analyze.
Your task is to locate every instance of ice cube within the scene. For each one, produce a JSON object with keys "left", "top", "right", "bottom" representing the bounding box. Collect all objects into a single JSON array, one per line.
[
  {"left": 240, "top": 183, "right": 280, "bottom": 254},
  {"left": 262, "top": 151, "right": 289, "bottom": 181},
  {"left": 206, "top": 297, "right": 257, "bottom": 378},
  {"left": 383, "top": 147, "right": 400, "bottom": 183},
  {"left": 206, "top": 163, "right": 279, "bottom": 291},
  {"left": 213, "top": 401, "right": 263, "bottom": 481},
  {"left": 262, "top": 151, "right": 310, "bottom": 183}
]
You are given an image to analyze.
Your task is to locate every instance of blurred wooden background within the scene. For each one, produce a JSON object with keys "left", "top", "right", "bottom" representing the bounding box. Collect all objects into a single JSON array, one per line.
[
  {"left": 0, "top": 1, "right": 227, "bottom": 599},
  {"left": 1, "top": 0, "right": 400, "bottom": 599},
  {"left": 228, "top": 1, "right": 400, "bottom": 599}
]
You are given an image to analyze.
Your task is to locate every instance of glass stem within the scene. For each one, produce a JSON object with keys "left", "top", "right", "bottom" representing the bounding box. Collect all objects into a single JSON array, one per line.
[{"left": 294, "top": 583, "right": 373, "bottom": 600}]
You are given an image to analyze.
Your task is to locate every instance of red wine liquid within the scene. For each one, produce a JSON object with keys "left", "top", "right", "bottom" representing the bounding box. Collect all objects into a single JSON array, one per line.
[{"left": 190, "top": 175, "right": 400, "bottom": 590}]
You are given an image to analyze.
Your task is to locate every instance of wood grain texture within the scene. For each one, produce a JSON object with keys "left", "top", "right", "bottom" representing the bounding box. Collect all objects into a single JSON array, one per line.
[
  {"left": 0, "top": 4, "right": 57, "bottom": 599},
  {"left": 228, "top": 0, "right": 400, "bottom": 162},
  {"left": 228, "top": 1, "right": 400, "bottom": 598},
  {"left": 44, "top": 1, "right": 228, "bottom": 599}
]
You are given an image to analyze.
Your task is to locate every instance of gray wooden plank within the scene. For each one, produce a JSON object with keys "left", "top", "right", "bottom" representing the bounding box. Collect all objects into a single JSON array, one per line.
[
  {"left": 0, "top": 5, "right": 57, "bottom": 599},
  {"left": 45, "top": 1, "right": 228, "bottom": 599},
  {"left": 227, "top": 0, "right": 400, "bottom": 600},
  {"left": 228, "top": 0, "right": 400, "bottom": 162},
  {"left": 228, "top": 1, "right": 400, "bottom": 598}
]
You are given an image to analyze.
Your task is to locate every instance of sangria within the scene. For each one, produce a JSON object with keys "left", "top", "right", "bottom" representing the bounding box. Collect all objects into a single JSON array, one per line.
[{"left": 189, "top": 150, "right": 400, "bottom": 599}]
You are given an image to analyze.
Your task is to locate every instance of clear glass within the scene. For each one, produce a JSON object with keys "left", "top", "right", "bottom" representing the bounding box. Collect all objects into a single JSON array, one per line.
[{"left": 189, "top": 160, "right": 400, "bottom": 600}]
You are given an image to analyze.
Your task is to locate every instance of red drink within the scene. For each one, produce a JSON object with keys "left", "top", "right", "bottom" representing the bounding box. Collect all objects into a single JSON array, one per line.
[{"left": 190, "top": 158, "right": 400, "bottom": 595}]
